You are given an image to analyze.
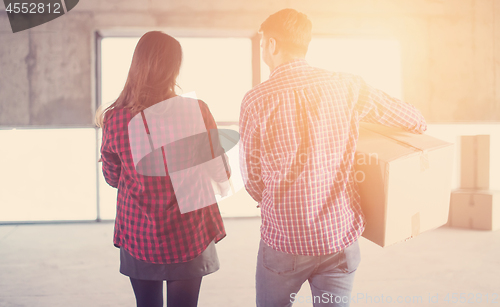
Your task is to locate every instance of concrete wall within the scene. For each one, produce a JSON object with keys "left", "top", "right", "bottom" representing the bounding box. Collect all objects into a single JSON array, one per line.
[{"left": 1, "top": 0, "right": 499, "bottom": 126}]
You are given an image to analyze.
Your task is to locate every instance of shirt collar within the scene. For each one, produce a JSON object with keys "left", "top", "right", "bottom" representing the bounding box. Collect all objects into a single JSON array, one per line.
[{"left": 269, "top": 58, "right": 309, "bottom": 79}]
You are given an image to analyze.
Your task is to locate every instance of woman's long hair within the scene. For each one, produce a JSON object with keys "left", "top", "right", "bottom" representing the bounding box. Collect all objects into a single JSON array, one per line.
[{"left": 95, "top": 31, "right": 182, "bottom": 127}]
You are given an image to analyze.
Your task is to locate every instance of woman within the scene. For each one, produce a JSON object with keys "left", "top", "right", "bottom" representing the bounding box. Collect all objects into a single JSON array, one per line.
[{"left": 95, "top": 31, "right": 230, "bottom": 307}]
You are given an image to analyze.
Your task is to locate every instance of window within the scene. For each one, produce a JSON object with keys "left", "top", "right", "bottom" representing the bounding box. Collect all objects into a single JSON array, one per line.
[
  {"left": 100, "top": 36, "right": 252, "bottom": 123},
  {"left": 261, "top": 37, "right": 403, "bottom": 99},
  {"left": 0, "top": 128, "right": 97, "bottom": 222}
]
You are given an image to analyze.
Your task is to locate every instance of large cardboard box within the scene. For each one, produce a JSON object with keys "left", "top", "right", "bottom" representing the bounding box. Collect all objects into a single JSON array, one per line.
[
  {"left": 355, "top": 123, "right": 454, "bottom": 247},
  {"left": 460, "top": 135, "right": 490, "bottom": 189},
  {"left": 449, "top": 190, "right": 500, "bottom": 230}
]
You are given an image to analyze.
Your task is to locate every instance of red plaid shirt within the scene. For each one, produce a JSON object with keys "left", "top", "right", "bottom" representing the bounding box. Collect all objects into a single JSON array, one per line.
[
  {"left": 239, "top": 59, "right": 427, "bottom": 255},
  {"left": 101, "top": 99, "right": 226, "bottom": 264}
]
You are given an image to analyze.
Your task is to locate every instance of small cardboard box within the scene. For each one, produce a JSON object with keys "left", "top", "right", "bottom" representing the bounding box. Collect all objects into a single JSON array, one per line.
[
  {"left": 460, "top": 135, "right": 490, "bottom": 190},
  {"left": 449, "top": 189, "right": 500, "bottom": 230},
  {"left": 355, "top": 123, "right": 454, "bottom": 247}
]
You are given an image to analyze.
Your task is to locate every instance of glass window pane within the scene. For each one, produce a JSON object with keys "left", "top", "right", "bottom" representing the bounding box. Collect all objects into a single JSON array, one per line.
[
  {"left": 101, "top": 36, "right": 252, "bottom": 122},
  {"left": 261, "top": 38, "right": 402, "bottom": 99},
  {"left": 101, "top": 38, "right": 139, "bottom": 106},
  {"left": 0, "top": 128, "right": 97, "bottom": 222},
  {"left": 176, "top": 37, "right": 252, "bottom": 122}
]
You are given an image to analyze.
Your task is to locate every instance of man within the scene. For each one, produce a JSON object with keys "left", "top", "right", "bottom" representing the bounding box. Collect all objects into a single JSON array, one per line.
[{"left": 239, "top": 8, "right": 427, "bottom": 307}]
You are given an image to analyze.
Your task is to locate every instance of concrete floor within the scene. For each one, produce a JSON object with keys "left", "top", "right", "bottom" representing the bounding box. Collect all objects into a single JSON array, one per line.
[{"left": 0, "top": 218, "right": 499, "bottom": 307}]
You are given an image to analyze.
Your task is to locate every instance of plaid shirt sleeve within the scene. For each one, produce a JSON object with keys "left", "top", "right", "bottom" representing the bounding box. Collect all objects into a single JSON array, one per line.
[
  {"left": 354, "top": 76, "right": 427, "bottom": 133},
  {"left": 239, "top": 101, "right": 265, "bottom": 203},
  {"left": 101, "top": 115, "right": 121, "bottom": 188}
]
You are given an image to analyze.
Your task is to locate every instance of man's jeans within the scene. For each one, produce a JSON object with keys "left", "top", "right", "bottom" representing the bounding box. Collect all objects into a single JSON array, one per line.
[{"left": 256, "top": 239, "right": 360, "bottom": 307}]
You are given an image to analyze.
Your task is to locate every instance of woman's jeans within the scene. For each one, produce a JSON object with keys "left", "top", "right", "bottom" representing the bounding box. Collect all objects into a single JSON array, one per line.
[{"left": 256, "top": 239, "right": 361, "bottom": 307}]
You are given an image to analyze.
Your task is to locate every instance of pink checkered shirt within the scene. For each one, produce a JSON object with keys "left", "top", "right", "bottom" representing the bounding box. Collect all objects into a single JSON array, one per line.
[
  {"left": 239, "top": 59, "right": 427, "bottom": 255},
  {"left": 101, "top": 100, "right": 227, "bottom": 264}
]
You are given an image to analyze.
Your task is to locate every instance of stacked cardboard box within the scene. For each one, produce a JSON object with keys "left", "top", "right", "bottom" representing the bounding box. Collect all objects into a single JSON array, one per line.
[
  {"left": 449, "top": 135, "right": 500, "bottom": 230},
  {"left": 355, "top": 123, "right": 454, "bottom": 247}
]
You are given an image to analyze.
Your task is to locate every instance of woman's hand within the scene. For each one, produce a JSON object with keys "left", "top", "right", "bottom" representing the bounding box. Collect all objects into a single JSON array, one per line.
[{"left": 218, "top": 180, "right": 231, "bottom": 197}]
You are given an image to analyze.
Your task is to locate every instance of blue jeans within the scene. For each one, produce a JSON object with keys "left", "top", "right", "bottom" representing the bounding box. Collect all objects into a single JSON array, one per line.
[{"left": 256, "top": 239, "right": 360, "bottom": 307}]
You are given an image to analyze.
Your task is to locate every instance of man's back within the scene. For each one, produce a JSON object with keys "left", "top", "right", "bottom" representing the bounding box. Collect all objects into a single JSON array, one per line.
[{"left": 240, "top": 59, "right": 426, "bottom": 256}]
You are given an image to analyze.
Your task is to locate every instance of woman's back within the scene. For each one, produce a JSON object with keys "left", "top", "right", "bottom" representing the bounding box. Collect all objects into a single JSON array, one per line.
[{"left": 101, "top": 99, "right": 226, "bottom": 264}]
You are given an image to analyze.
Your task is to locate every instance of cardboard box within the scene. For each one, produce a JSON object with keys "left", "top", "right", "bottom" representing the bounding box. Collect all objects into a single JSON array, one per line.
[
  {"left": 355, "top": 123, "right": 454, "bottom": 247},
  {"left": 460, "top": 135, "right": 490, "bottom": 189},
  {"left": 449, "top": 189, "right": 500, "bottom": 230}
]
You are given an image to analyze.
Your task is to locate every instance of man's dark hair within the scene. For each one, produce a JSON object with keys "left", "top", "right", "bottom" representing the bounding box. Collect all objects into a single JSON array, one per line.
[{"left": 259, "top": 8, "right": 312, "bottom": 56}]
